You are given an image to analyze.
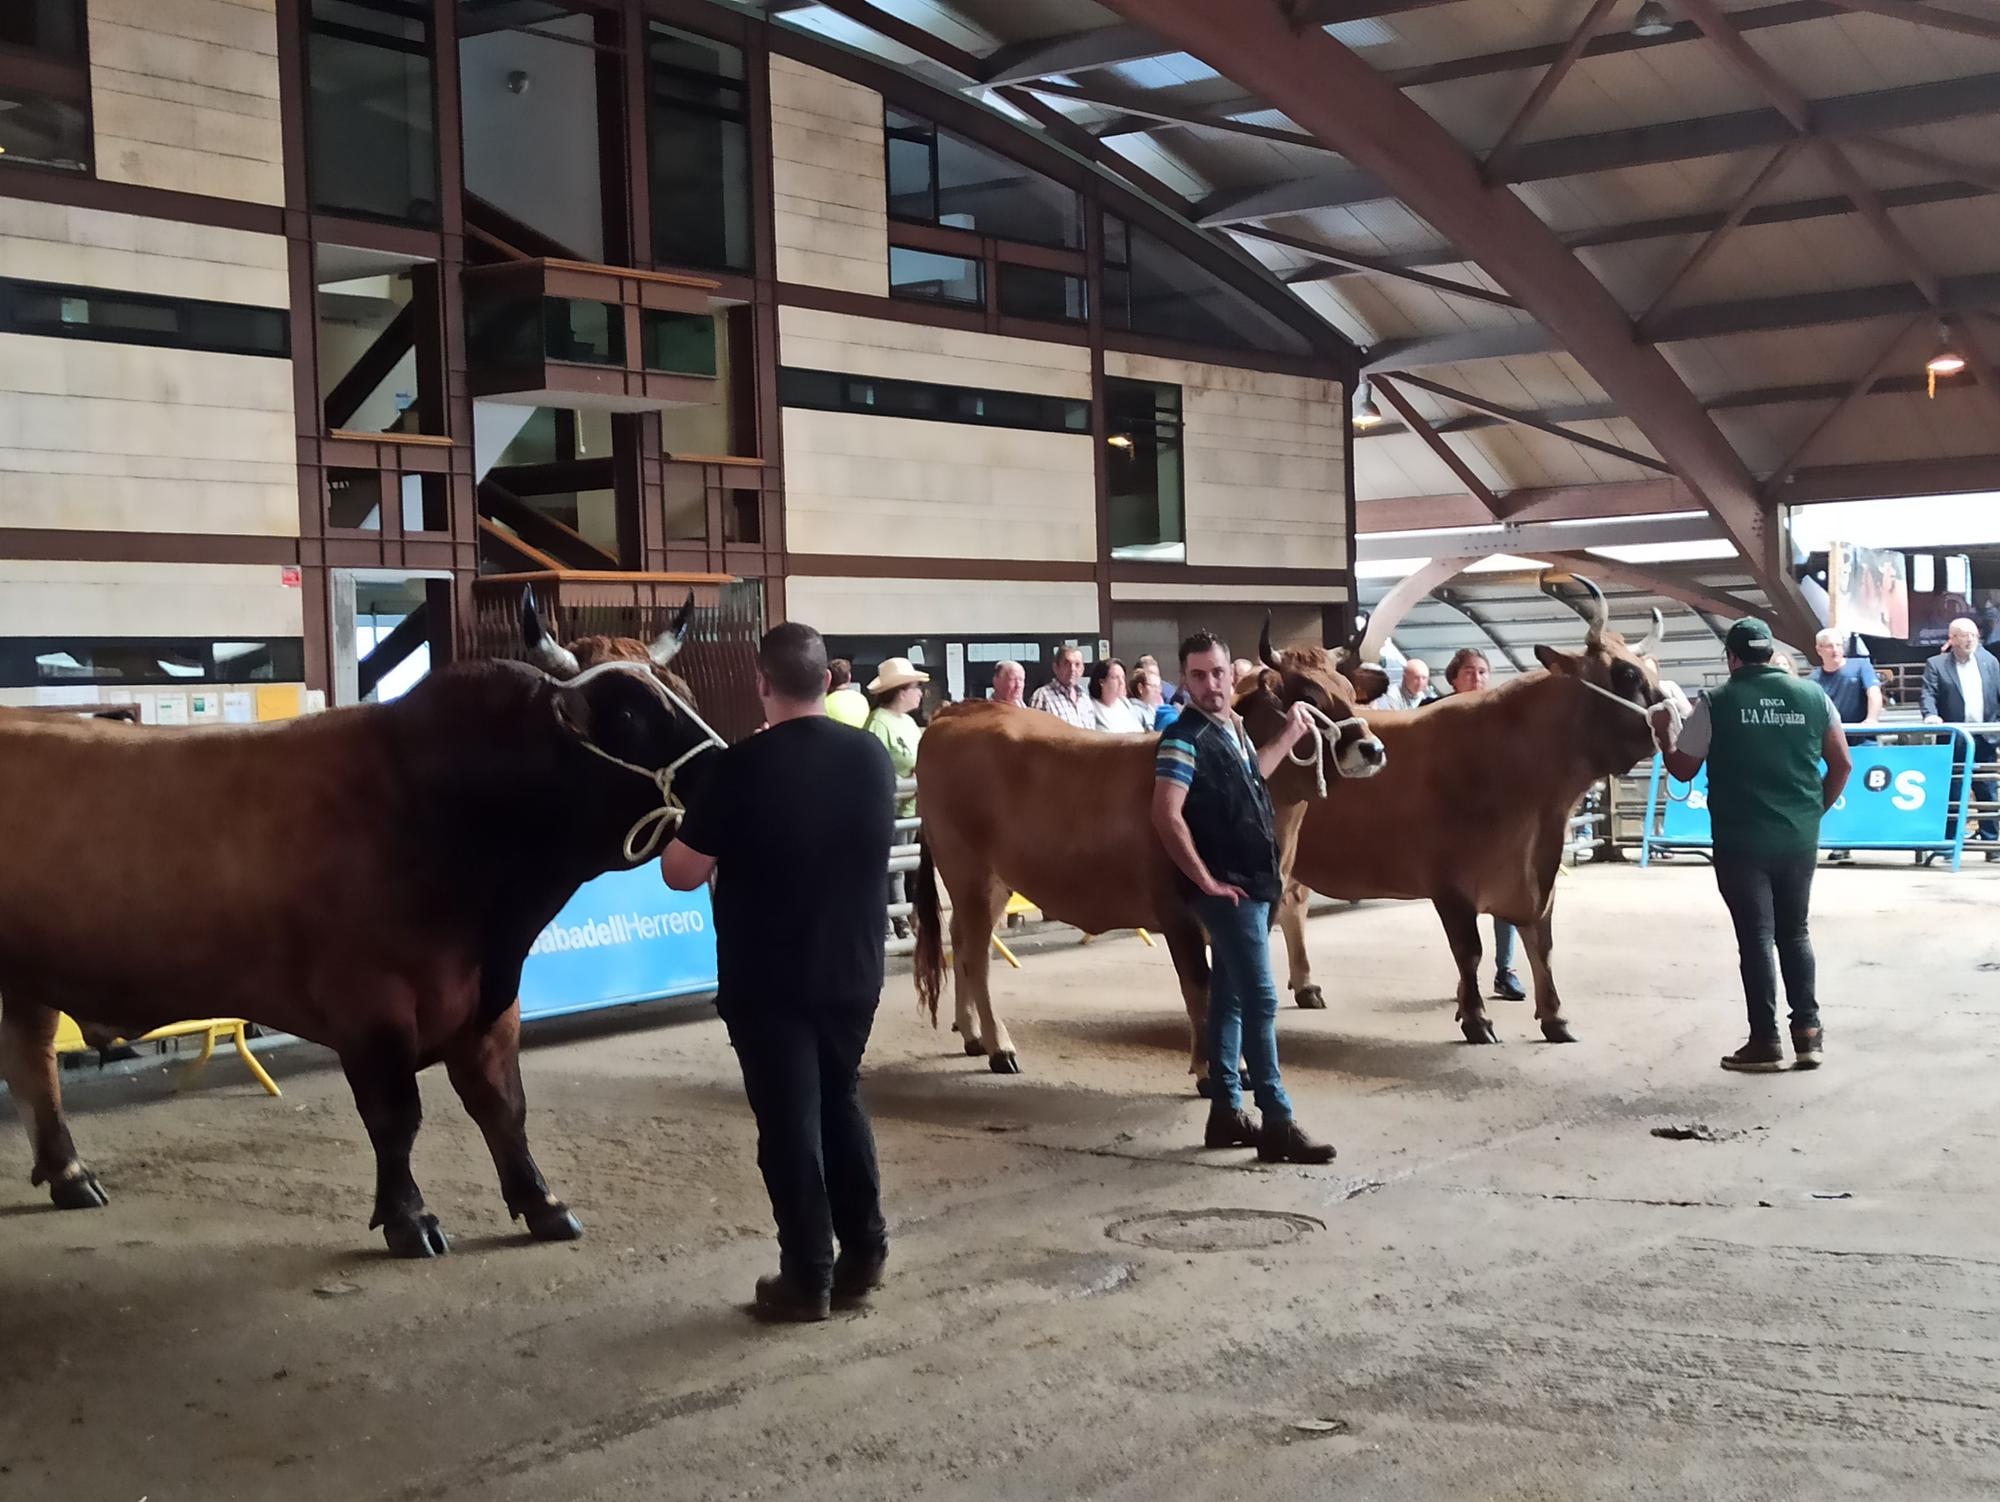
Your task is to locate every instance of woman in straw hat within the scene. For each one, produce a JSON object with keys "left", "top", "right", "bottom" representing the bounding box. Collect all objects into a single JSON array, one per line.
[{"left": 866, "top": 657, "right": 929, "bottom": 940}]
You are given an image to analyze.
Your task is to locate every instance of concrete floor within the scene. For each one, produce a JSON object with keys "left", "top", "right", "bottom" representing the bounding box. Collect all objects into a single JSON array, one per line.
[{"left": 3, "top": 861, "right": 1998, "bottom": 1502}]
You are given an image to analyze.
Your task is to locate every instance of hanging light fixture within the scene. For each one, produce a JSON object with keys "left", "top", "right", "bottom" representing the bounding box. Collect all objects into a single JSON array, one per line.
[
  {"left": 1926, "top": 320, "right": 1966, "bottom": 398},
  {"left": 1353, "top": 379, "right": 1384, "bottom": 430},
  {"left": 1632, "top": 0, "right": 1674, "bottom": 37}
]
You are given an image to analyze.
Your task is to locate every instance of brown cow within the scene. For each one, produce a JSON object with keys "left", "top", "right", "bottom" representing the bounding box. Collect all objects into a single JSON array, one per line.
[
  {"left": 1278, "top": 576, "right": 1665, "bottom": 1044},
  {"left": 0, "top": 613, "right": 721, "bottom": 1257},
  {"left": 911, "top": 634, "right": 1384, "bottom": 1080}
]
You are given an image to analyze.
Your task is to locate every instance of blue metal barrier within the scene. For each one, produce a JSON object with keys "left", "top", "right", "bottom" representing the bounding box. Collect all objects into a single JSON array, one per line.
[{"left": 1641, "top": 725, "right": 1980, "bottom": 871}]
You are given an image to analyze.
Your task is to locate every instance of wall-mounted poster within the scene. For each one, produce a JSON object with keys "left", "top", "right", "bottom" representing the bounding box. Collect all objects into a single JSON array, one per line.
[{"left": 1829, "top": 543, "right": 1910, "bottom": 640}]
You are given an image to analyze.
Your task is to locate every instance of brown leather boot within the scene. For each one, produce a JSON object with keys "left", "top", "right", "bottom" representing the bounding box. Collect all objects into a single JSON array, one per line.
[
  {"left": 1257, "top": 1116, "right": 1337, "bottom": 1165},
  {"left": 1203, "top": 1102, "right": 1258, "bottom": 1149}
]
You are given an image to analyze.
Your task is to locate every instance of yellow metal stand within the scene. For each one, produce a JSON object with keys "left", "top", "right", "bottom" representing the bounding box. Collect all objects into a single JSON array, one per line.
[{"left": 54, "top": 1015, "right": 281, "bottom": 1098}]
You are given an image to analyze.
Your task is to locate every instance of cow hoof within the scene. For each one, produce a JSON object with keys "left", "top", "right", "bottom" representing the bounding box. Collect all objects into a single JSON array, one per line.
[
  {"left": 1540, "top": 1019, "right": 1577, "bottom": 1044},
  {"left": 383, "top": 1213, "right": 450, "bottom": 1259},
  {"left": 1460, "top": 1019, "right": 1501, "bottom": 1045},
  {"left": 525, "top": 1204, "right": 585, "bottom": 1242},
  {"left": 962, "top": 1038, "right": 987, "bottom": 1057},
  {"left": 988, "top": 1052, "right": 1021, "bottom": 1075},
  {"left": 1294, "top": 985, "right": 1327, "bottom": 1011},
  {"left": 48, "top": 1169, "right": 108, "bottom": 1211}
]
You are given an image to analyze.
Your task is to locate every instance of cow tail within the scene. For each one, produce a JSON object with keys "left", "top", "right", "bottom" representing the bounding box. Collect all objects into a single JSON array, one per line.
[{"left": 912, "top": 833, "right": 945, "bottom": 1027}]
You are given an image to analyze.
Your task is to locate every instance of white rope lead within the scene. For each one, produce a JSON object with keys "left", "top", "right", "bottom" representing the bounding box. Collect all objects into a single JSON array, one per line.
[
  {"left": 556, "top": 666, "right": 728, "bottom": 861},
  {"left": 1285, "top": 702, "right": 1376, "bottom": 799}
]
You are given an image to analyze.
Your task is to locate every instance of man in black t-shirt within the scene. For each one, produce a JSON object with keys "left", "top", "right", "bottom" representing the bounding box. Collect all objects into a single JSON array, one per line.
[{"left": 661, "top": 622, "right": 897, "bottom": 1322}]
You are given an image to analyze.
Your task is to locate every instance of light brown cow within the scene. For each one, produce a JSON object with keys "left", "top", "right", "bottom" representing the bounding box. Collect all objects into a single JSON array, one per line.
[
  {"left": 911, "top": 635, "right": 1384, "bottom": 1080},
  {"left": 1278, "top": 576, "right": 1665, "bottom": 1044}
]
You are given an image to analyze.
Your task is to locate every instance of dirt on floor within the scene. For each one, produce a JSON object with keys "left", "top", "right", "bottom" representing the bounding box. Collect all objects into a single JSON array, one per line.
[{"left": 4, "top": 860, "right": 2000, "bottom": 1502}]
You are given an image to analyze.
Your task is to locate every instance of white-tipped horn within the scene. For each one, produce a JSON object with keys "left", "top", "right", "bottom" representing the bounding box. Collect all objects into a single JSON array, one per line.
[
  {"left": 649, "top": 591, "right": 695, "bottom": 667},
  {"left": 1635, "top": 607, "right": 1664, "bottom": 658}
]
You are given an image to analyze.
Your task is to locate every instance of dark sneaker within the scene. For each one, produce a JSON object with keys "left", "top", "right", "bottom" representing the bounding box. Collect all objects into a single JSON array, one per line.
[
  {"left": 1720, "top": 1037, "right": 1786, "bottom": 1073},
  {"left": 1828, "top": 849, "right": 1853, "bottom": 864},
  {"left": 1791, "top": 1026, "right": 1825, "bottom": 1070},
  {"left": 831, "top": 1247, "right": 888, "bottom": 1308},
  {"left": 752, "top": 1273, "right": 830, "bottom": 1323},
  {"left": 1257, "top": 1116, "right": 1337, "bottom": 1165},
  {"left": 1493, "top": 970, "right": 1527, "bottom": 1001},
  {"left": 1204, "top": 1103, "right": 1258, "bottom": 1150}
]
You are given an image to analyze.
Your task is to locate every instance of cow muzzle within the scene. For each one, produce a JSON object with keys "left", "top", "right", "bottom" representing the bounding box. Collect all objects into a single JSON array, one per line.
[{"left": 1290, "top": 704, "right": 1387, "bottom": 795}]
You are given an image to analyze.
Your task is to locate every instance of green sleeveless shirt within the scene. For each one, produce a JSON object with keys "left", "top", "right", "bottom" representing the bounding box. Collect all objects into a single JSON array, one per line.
[{"left": 1704, "top": 664, "right": 1833, "bottom": 857}]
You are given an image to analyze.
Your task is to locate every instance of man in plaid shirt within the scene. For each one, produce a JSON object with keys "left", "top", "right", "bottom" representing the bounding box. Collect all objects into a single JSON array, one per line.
[{"left": 1030, "top": 645, "right": 1093, "bottom": 728}]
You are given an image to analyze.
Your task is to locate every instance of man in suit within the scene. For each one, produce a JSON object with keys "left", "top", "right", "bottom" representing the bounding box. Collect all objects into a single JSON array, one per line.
[{"left": 1921, "top": 617, "right": 2000, "bottom": 859}]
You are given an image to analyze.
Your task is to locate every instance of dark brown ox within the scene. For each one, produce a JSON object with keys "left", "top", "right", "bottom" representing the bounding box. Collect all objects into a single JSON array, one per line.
[
  {"left": 911, "top": 637, "right": 1384, "bottom": 1080},
  {"left": 1279, "top": 576, "right": 1664, "bottom": 1044},
  {"left": 0, "top": 615, "right": 719, "bottom": 1257}
]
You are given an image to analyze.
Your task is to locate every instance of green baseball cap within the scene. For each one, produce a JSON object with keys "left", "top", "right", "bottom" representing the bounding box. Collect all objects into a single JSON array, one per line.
[{"left": 1724, "top": 617, "right": 1775, "bottom": 658}]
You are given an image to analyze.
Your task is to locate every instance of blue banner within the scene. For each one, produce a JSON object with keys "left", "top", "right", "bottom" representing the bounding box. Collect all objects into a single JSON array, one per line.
[
  {"left": 1654, "top": 741, "right": 1961, "bottom": 849},
  {"left": 518, "top": 864, "right": 717, "bottom": 1022}
]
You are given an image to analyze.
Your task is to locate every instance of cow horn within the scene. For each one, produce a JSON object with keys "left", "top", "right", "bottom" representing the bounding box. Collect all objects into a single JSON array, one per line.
[
  {"left": 649, "top": 590, "right": 695, "bottom": 667},
  {"left": 1540, "top": 569, "right": 1608, "bottom": 643},
  {"left": 521, "top": 586, "right": 581, "bottom": 678},
  {"left": 1635, "top": 607, "right": 1664, "bottom": 658},
  {"left": 1258, "top": 612, "right": 1283, "bottom": 673}
]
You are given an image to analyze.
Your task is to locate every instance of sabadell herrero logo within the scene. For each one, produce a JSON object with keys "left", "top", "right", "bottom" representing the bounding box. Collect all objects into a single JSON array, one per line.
[{"left": 530, "top": 906, "right": 707, "bottom": 957}]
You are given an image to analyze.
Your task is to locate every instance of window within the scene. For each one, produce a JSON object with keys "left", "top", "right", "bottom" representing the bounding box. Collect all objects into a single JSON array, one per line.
[
  {"left": 0, "top": 0, "right": 90, "bottom": 172},
  {"left": 0, "top": 277, "right": 289, "bottom": 358},
  {"left": 998, "top": 264, "right": 1085, "bottom": 324},
  {"left": 1103, "top": 215, "right": 1312, "bottom": 358},
  {"left": 647, "top": 23, "right": 752, "bottom": 272},
  {"left": 2, "top": 637, "right": 307, "bottom": 688},
  {"left": 724, "top": 487, "right": 761, "bottom": 545},
  {"left": 885, "top": 107, "right": 1082, "bottom": 249},
  {"left": 1106, "top": 378, "right": 1185, "bottom": 563},
  {"left": 641, "top": 310, "right": 718, "bottom": 377},
  {"left": 328, "top": 468, "right": 383, "bottom": 530},
  {"left": 782, "top": 368, "right": 1089, "bottom": 435},
  {"left": 888, "top": 247, "right": 982, "bottom": 309},
  {"left": 545, "top": 299, "right": 622, "bottom": 365},
  {"left": 316, "top": 248, "right": 438, "bottom": 434},
  {"left": 308, "top": 0, "right": 439, "bottom": 224}
]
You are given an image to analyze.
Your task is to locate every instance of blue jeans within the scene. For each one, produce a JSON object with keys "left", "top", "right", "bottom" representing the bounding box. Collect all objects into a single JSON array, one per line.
[
  {"left": 1193, "top": 896, "right": 1294, "bottom": 1120},
  {"left": 1492, "top": 918, "right": 1517, "bottom": 978}
]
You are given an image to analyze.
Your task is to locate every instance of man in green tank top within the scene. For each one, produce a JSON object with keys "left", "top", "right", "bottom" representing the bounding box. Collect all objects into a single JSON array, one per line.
[{"left": 1655, "top": 618, "right": 1853, "bottom": 1072}]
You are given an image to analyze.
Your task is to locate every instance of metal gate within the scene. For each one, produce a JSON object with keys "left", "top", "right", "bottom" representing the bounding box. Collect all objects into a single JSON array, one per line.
[{"left": 463, "top": 572, "right": 765, "bottom": 744}]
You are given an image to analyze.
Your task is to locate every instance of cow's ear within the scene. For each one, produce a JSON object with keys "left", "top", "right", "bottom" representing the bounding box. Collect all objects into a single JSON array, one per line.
[
  {"left": 1534, "top": 643, "right": 1577, "bottom": 674},
  {"left": 552, "top": 684, "right": 595, "bottom": 742}
]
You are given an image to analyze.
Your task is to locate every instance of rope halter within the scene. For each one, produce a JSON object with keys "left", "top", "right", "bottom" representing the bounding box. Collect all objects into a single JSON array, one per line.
[
  {"left": 1285, "top": 700, "right": 1377, "bottom": 800},
  {"left": 554, "top": 660, "right": 727, "bottom": 862}
]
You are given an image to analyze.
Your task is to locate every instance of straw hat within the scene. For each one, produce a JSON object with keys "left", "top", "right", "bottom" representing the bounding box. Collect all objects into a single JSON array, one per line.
[{"left": 867, "top": 656, "right": 930, "bottom": 694}]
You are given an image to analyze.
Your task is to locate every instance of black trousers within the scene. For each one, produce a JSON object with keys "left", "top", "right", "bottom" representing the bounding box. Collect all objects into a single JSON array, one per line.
[
  {"left": 724, "top": 997, "right": 886, "bottom": 1290},
  {"left": 1948, "top": 736, "right": 1999, "bottom": 844},
  {"left": 1712, "top": 849, "right": 1819, "bottom": 1041}
]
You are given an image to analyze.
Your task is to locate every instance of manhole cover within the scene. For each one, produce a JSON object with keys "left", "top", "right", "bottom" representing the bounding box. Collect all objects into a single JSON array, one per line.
[{"left": 1104, "top": 1208, "right": 1324, "bottom": 1252}]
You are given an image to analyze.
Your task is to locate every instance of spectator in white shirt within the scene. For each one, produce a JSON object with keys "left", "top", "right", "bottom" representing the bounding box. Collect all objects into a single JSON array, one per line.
[
  {"left": 1031, "top": 646, "right": 1093, "bottom": 728},
  {"left": 1378, "top": 657, "right": 1433, "bottom": 710},
  {"left": 1087, "top": 658, "right": 1148, "bottom": 733},
  {"left": 991, "top": 660, "right": 1026, "bottom": 707}
]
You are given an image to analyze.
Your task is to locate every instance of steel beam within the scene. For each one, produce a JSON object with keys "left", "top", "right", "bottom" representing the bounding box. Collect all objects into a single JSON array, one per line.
[
  {"left": 1239, "top": 225, "right": 1518, "bottom": 308},
  {"left": 1387, "top": 1, "right": 1838, "bottom": 90},
  {"left": 1092, "top": 0, "right": 1810, "bottom": 634},
  {"left": 980, "top": 24, "right": 1170, "bottom": 86},
  {"left": 1776, "top": 452, "right": 2000, "bottom": 503},
  {"left": 803, "top": 0, "right": 984, "bottom": 78},
  {"left": 1378, "top": 371, "right": 1671, "bottom": 472},
  {"left": 1197, "top": 70, "right": 2000, "bottom": 220},
  {"left": 1482, "top": 0, "right": 1620, "bottom": 179},
  {"left": 1370, "top": 376, "right": 1501, "bottom": 518},
  {"left": 1818, "top": 0, "right": 2000, "bottom": 45},
  {"left": 1372, "top": 270, "right": 2000, "bottom": 368},
  {"left": 1357, "top": 513, "right": 1724, "bottom": 562},
  {"left": 1023, "top": 78, "right": 1324, "bottom": 147},
  {"left": 1361, "top": 479, "right": 1700, "bottom": 532},
  {"left": 1542, "top": 552, "right": 1768, "bottom": 623}
]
